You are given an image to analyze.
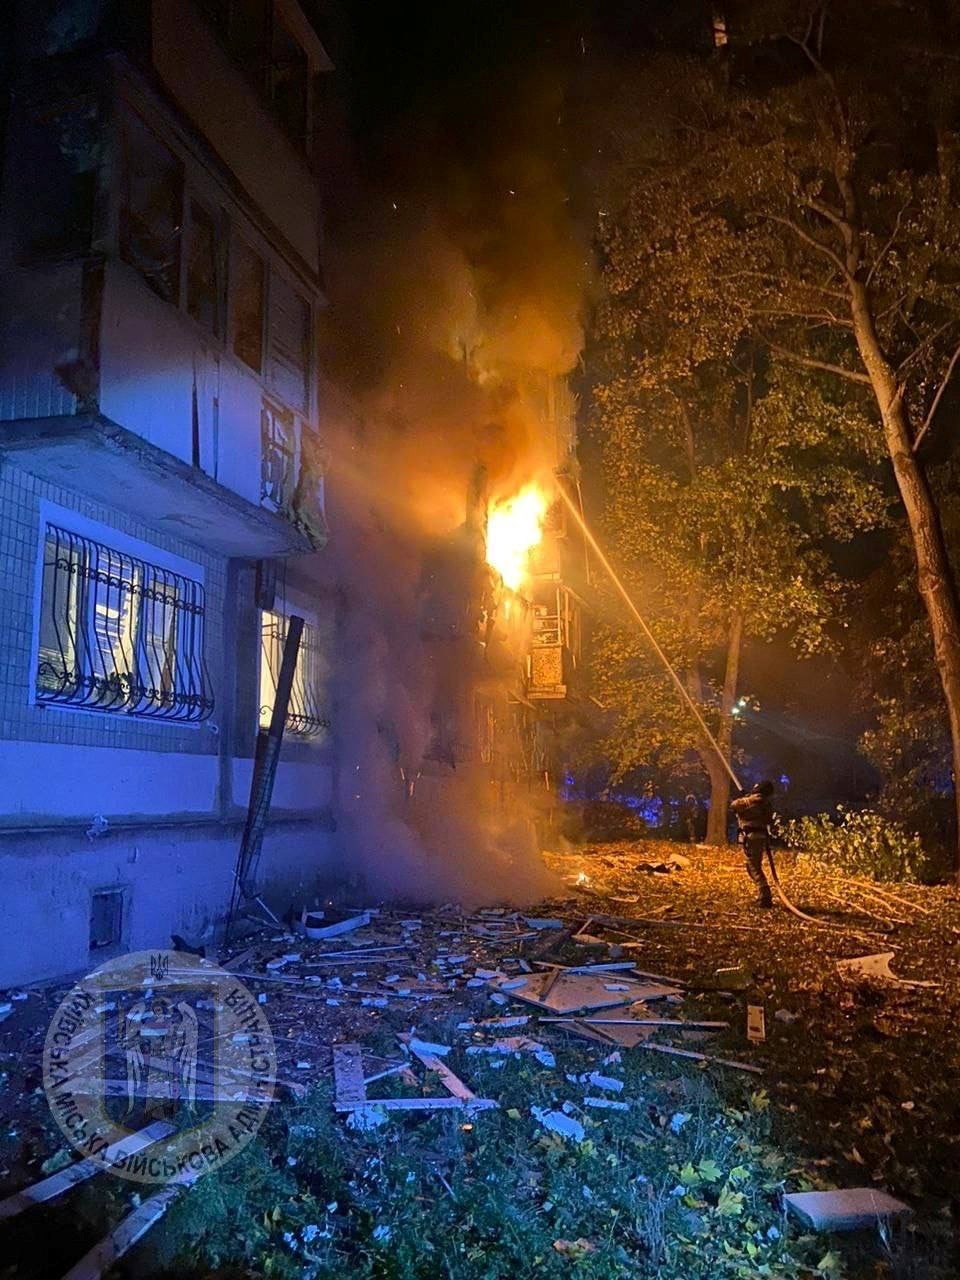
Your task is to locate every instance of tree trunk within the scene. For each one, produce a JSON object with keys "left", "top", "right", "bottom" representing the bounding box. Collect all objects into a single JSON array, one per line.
[
  {"left": 705, "top": 610, "right": 744, "bottom": 846},
  {"left": 849, "top": 280, "right": 960, "bottom": 880}
]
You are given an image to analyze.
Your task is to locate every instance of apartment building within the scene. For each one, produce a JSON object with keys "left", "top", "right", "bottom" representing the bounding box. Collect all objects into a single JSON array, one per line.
[{"left": 0, "top": 0, "right": 336, "bottom": 985}]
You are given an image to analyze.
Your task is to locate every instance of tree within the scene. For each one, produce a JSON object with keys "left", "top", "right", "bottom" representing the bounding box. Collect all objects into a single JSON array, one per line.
[
  {"left": 585, "top": 2, "right": 960, "bottom": 872},
  {"left": 590, "top": 352, "right": 882, "bottom": 842}
]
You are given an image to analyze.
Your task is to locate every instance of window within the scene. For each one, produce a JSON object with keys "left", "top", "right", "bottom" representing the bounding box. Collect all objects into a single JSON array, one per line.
[
  {"left": 231, "top": 235, "right": 265, "bottom": 371},
  {"left": 36, "top": 524, "right": 214, "bottom": 722},
  {"left": 18, "top": 102, "right": 98, "bottom": 258},
  {"left": 259, "top": 609, "right": 329, "bottom": 738},
  {"left": 270, "top": 12, "right": 310, "bottom": 147},
  {"left": 186, "top": 199, "right": 222, "bottom": 334},
  {"left": 119, "top": 112, "right": 184, "bottom": 304},
  {"left": 266, "top": 273, "right": 311, "bottom": 411}
]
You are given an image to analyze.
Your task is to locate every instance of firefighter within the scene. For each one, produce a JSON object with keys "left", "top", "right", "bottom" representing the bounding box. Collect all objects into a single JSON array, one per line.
[{"left": 731, "top": 780, "right": 775, "bottom": 908}]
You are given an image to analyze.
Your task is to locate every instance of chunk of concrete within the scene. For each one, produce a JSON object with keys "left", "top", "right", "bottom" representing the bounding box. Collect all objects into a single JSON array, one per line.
[{"left": 785, "top": 1189, "right": 911, "bottom": 1231}]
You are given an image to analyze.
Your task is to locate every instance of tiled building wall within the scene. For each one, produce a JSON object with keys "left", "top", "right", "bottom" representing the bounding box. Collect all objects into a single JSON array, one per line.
[{"left": 0, "top": 457, "right": 227, "bottom": 757}]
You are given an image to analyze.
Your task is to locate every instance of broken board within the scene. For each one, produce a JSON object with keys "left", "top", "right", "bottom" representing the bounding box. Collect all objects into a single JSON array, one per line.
[
  {"left": 332, "top": 1042, "right": 496, "bottom": 1115},
  {"left": 486, "top": 970, "right": 679, "bottom": 1015},
  {"left": 785, "top": 1188, "right": 911, "bottom": 1231}
]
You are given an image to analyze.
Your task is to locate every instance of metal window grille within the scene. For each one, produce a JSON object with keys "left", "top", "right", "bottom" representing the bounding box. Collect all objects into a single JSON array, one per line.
[
  {"left": 36, "top": 524, "right": 214, "bottom": 722},
  {"left": 259, "top": 609, "right": 329, "bottom": 738}
]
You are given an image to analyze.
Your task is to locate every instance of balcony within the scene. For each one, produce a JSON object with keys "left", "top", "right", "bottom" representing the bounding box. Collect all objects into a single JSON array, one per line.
[{"left": 0, "top": 411, "right": 314, "bottom": 558}]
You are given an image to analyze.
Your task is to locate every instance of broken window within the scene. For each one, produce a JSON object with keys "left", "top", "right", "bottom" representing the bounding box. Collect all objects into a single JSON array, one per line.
[
  {"left": 260, "top": 399, "right": 297, "bottom": 511},
  {"left": 17, "top": 101, "right": 99, "bottom": 258},
  {"left": 119, "top": 111, "right": 184, "bottom": 304},
  {"left": 269, "top": 11, "right": 310, "bottom": 148},
  {"left": 259, "top": 608, "right": 329, "bottom": 739},
  {"left": 35, "top": 523, "right": 214, "bottom": 722},
  {"left": 186, "top": 199, "right": 222, "bottom": 334},
  {"left": 89, "top": 889, "right": 123, "bottom": 953},
  {"left": 231, "top": 234, "right": 265, "bottom": 371},
  {"left": 266, "top": 273, "right": 311, "bottom": 412}
]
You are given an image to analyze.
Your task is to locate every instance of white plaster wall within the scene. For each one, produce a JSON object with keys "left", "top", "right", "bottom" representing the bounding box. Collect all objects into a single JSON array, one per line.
[
  {"left": 0, "top": 740, "right": 218, "bottom": 819},
  {"left": 0, "top": 821, "right": 337, "bottom": 987},
  {"left": 99, "top": 264, "right": 263, "bottom": 506},
  {"left": 232, "top": 757, "right": 333, "bottom": 811}
]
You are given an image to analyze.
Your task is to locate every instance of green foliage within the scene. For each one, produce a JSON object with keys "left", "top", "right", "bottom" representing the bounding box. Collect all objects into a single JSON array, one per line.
[
  {"left": 154, "top": 1052, "right": 837, "bottom": 1280},
  {"left": 780, "top": 807, "right": 936, "bottom": 882}
]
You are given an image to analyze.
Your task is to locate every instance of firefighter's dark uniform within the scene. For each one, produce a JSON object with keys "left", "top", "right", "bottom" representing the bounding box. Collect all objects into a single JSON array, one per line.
[{"left": 730, "top": 790, "right": 773, "bottom": 906}]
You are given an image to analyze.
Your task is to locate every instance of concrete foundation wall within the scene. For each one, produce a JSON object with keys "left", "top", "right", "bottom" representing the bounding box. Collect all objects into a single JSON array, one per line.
[{"left": 0, "top": 818, "right": 336, "bottom": 988}]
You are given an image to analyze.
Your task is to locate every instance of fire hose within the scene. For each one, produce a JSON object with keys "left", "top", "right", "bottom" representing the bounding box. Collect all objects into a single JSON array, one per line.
[{"left": 554, "top": 482, "right": 827, "bottom": 927}]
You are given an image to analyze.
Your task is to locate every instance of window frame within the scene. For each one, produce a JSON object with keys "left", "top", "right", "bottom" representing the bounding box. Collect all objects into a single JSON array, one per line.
[
  {"left": 115, "top": 103, "right": 316, "bottom": 419},
  {"left": 29, "top": 503, "right": 211, "bottom": 726},
  {"left": 257, "top": 602, "right": 329, "bottom": 742}
]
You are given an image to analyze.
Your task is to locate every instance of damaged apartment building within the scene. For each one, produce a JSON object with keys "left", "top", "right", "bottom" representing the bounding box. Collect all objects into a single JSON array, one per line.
[{"left": 0, "top": 0, "right": 336, "bottom": 986}]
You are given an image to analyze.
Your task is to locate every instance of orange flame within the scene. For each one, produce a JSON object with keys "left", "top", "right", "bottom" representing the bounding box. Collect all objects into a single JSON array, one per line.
[{"left": 486, "top": 484, "right": 548, "bottom": 591}]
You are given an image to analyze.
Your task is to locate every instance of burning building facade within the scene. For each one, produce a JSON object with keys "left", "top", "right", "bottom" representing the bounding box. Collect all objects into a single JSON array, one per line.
[{"left": 0, "top": 0, "right": 336, "bottom": 985}]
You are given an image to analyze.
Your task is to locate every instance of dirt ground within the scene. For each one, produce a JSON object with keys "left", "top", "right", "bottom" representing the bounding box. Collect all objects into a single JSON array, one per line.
[{"left": 0, "top": 840, "right": 958, "bottom": 1278}]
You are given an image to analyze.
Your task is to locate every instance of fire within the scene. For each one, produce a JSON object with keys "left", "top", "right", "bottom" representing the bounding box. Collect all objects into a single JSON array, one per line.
[{"left": 486, "top": 484, "right": 548, "bottom": 591}]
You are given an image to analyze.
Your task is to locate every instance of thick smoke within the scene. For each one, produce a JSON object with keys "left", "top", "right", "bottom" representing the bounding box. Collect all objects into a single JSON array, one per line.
[{"left": 317, "top": 62, "right": 588, "bottom": 906}]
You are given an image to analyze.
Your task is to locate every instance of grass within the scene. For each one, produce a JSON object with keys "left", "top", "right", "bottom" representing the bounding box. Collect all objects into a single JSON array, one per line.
[{"left": 144, "top": 1043, "right": 842, "bottom": 1279}]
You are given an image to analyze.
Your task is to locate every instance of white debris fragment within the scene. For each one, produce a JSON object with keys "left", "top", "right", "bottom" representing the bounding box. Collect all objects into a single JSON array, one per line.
[
  {"left": 361, "top": 997, "right": 388, "bottom": 1008},
  {"left": 407, "top": 1037, "right": 452, "bottom": 1058},
  {"left": 584, "top": 1097, "right": 630, "bottom": 1111},
  {"left": 587, "top": 1072, "right": 624, "bottom": 1094},
  {"left": 774, "top": 1009, "right": 798, "bottom": 1024},
  {"left": 500, "top": 978, "right": 528, "bottom": 990},
  {"left": 347, "top": 1105, "right": 389, "bottom": 1131},
  {"left": 467, "top": 1038, "right": 555, "bottom": 1067},
  {"left": 524, "top": 918, "right": 564, "bottom": 930},
  {"left": 531, "top": 1107, "right": 585, "bottom": 1142},
  {"left": 669, "top": 1112, "right": 692, "bottom": 1134}
]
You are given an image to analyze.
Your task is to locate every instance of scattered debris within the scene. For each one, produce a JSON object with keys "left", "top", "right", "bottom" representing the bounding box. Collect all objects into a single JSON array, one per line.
[
  {"left": 530, "top": 1107, "right": 585, "bottom": 1142},
  {"left": 524, "top": 918, "right": 564, "bottom": 930},
  {"left": 488, "top": 968, "right": 679, "bottom": 1014},
  {"left": 466, "top": 1037, "right": 556, "bottom": 1067},
  {"left": 332, "top": 1041, "right": 497, "bottom": 1116},
  {"left": 0, "top": 1123, "right": 176, "bottom": 1222},
  {"left": 784, "top": 1188, "right": 912, "bottom": 1231},
  {"left": 836, "top": 952, "right": 939, "bottom": 988},
  {"left": 300, "top": 909, "right": 373, "bottom": 940},
  {"left": 747, "top": 1005, "right": 766, "bottom": 1043},
  {"left": 60, "top": 1166, "right": 201, "bottom": 1280}
]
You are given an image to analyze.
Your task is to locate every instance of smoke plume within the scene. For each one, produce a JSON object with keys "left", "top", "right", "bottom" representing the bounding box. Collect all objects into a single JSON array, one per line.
[{"left": 317, "top": 48, "right": 589, "bottom": 906}]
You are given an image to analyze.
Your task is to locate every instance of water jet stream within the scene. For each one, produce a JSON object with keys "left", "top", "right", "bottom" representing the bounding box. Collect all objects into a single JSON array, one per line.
[{"left": 554, "top": 482, "right": 742, "bottom": 790}]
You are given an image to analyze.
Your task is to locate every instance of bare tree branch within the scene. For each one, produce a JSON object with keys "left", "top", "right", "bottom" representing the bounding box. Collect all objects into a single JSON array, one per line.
[
  {"left": 760, "top": 213, "right": 853, "bottom": 281},
  {"left": 866, "top": 203, "right": 909, "bottom": 288},
  {"left": 766, "top": 340, "right": 872, "bottom": 385},
  {"left": 913, "top": 340, "right": 960, "bottom": 452}
]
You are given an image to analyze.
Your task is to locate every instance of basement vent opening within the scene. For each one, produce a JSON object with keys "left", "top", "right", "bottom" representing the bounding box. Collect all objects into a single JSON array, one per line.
[{"left": 89, "top": 890, "right": 123, "bottom": 953}]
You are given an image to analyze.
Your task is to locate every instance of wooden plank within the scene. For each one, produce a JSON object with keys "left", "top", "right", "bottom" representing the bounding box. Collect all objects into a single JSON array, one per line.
[
  {"left": 632, "top": 1042, "right": 763, "bottom": 1075},
  {"left": 400, "top": 1036, "right": 477, "bottom": 1103},
  {"left": 334, "top": 1095, "right": 497, "bottom": 1113},
  {"left": 0, "top": 1122, "right": 175, "bottom": 1221},
  {"left": 60, "top": 1168, "right": 200, "bottom": 1280},
  {"left": 332, "top": 1044, "right": 367, "bottom": 1108},
  {"left": 539, "top": 1018, "right": 728, "bottom": 1029}
]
